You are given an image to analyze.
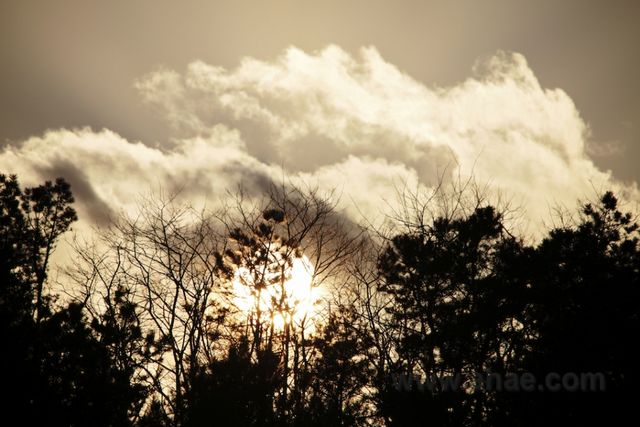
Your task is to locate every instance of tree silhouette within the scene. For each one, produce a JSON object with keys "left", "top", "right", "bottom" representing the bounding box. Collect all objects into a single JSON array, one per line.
[
  {"left": 376, "top": 204, "right": 530, "bottom": 425},
  {"left": 0, "top": 174, "right": 145, "bottom": 426},
  {"left": 515, "top": 191, "right": 640, "bottom": 425},
  {"left": 183, "top": 339, "right": 280, "bottom": 427},
  {"left": 3, "top": 171, "right": 639, "bottom": 427},
  {"left": 212, "top": 184, "right": 363, "bottom": 426},
  {"left": 302, "top": 306, "right": 374, "bottom": 426}
]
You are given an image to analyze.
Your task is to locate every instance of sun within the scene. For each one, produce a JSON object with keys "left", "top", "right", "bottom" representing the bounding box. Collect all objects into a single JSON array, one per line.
[{"left": 232, "top": 254, "right": 320, "bottom": 328}]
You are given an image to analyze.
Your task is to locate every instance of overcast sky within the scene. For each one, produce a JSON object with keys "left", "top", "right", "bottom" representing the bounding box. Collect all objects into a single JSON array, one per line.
[{"left": 1, "top": 0, "right": 638, "bottom": 236}]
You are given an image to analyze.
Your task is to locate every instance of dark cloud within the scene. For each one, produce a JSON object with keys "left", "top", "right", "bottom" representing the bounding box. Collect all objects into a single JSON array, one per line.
[{"left": 34, "top": 159, "right": 114, "bottom": 226}]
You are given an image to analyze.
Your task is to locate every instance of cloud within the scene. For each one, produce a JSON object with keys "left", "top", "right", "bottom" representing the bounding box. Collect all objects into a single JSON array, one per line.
[
  {"left": 294, "top": 155, "right": 421, "bottom": 223},
  {"left": 1, "top": 45, "right": 637, "bottom": 240},
  {"left": 585, "top": 140, "right": 626, "bottom": 157},
  {"left": 34, "top": 159, "right": 115, "bottom": 226},
  {"left": 0, "top": 126, "right": 274, "bottom": 223}
]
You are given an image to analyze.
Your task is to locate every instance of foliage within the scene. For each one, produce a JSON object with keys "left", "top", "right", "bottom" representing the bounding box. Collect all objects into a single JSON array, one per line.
[
  {"left": 2, "top": 172, "right": 639, "bottom": 427},
  {"left": 0, "top": 174, "right": 144, "bottom": 426}
]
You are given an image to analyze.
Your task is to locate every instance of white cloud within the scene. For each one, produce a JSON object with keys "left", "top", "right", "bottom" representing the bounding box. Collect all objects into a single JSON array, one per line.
[
  {"left": 0, "top": 126, "right": 273, "bottom": 221},
  {"left": 2, "top": 45, "right": 637, "bottom": 240}
]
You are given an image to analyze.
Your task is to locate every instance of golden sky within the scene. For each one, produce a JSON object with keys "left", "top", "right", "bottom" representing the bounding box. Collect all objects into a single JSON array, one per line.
[{"left": 1, "top": 0, "right": 638, "bottom": 235}]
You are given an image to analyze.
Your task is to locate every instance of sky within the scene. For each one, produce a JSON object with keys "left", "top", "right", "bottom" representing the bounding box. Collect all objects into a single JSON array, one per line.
[{"left": 1, "top": 0, "right": 639, "bottom": 237}]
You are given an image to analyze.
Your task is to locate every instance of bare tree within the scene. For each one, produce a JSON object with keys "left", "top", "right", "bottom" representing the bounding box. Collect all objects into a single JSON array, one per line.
[
  {"left": 214, "top": 182, "right": 365, "bottom": 422},
  {"left": 68, "top": 194, "right": 228, "bottom": 424},
  {"left": 68, "top": 182, "right": 365, "bottom": 425}
]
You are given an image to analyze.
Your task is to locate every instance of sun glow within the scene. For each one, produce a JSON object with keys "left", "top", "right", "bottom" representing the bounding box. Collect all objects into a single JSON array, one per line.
[{"left": 232, "top": 255, "right": 320, "bottom": 328}]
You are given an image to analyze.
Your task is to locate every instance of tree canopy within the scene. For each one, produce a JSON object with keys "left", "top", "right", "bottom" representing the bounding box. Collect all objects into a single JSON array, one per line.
[{"left": 1, "top": 172, "right": 638, "bottom": 426}]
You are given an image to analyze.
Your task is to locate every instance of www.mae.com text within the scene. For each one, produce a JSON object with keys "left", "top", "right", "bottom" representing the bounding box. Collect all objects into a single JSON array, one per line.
[{"left": 391, "top": 371, "right": 606, "bottom": 393}]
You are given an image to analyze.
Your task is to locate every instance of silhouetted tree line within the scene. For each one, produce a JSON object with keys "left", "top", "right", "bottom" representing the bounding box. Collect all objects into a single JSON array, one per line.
[{"left": 1, "top": 172, "right": 638, "bottom": 426}]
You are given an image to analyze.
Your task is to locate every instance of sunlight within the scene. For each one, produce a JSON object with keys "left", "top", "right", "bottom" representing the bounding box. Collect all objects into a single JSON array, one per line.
[{"left": 232, "top": 254, "right": 320, "bottom": 328}]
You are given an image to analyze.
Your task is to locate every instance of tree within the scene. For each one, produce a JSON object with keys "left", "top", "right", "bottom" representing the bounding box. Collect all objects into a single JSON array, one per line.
[
  {"left": 0, "top": 174, "right": 76, "bottom": 322},
  {"left": 69, "top": 182, "right": 363, "bottom": 426},
  {"left": 1, "top": 174, "right": 80, "bottom": 424},
  {"left": 1, "top": 173, "right": 145, "bottom": 426},
  {"left": 69, "top": 194, "right": 226, "bottom": 424},
  {"left": 376, "top": 204, "right": 530, "bottom": 425},
  {"left": 183, "top": 339, "right": 280, "bottom": 427},
  {"left": 302, "top": 306, "right": 374, "bottom": 426},
  {"left": 213, "top": 183, "right": 363, "bottom": 425},
  {"left": 10, "top": 168, "right": 637, "bottom": 427},
  {"left": 516, "top": 192, "right": 640, "bottom": 425}
]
